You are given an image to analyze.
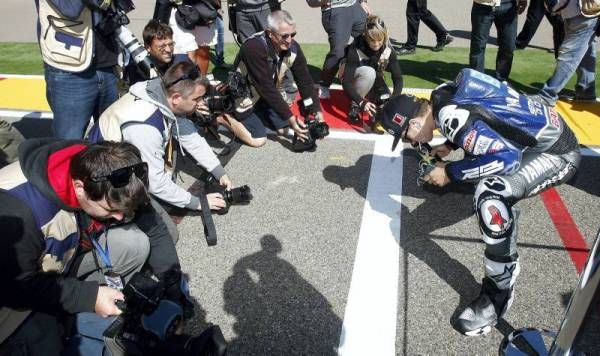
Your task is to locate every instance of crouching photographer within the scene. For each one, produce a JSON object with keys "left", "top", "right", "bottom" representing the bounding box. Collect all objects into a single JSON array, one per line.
[
  {"left": 88, "top": 62, "right": 237, "bottom": 236},
  {"left": 216, "top": 10, "right": 328, "bottom": 151}
]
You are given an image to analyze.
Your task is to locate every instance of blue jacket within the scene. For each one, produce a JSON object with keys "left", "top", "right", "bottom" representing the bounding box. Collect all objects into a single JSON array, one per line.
[{"left": 432, "top": 69, "right": 578, "bottom": 182}]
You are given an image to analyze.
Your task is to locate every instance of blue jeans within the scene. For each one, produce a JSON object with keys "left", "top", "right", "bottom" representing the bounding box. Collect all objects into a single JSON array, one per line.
[
  {"left": 44, "top": 64, "right": 118, "bottom": 139},
  {"left": 539, "top": 15, "right": 598, "bottom": 104},
  {"left": 469, "top": 2, "right": 518, "bottom": 81},
  {"left": 63, "top": 313, "right": 116, "bottom": 356},
  {"left": 216, "top": 16, "right": 225, "bottom": 63}
]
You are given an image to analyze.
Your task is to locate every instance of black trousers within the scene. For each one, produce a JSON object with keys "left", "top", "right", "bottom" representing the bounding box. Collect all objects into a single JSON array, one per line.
[
  {"left": 405, "top": 0, "right": 448, "bottom": 48},
  {"left": 515, "top": 0, "right": 564, "bottom": 58}
]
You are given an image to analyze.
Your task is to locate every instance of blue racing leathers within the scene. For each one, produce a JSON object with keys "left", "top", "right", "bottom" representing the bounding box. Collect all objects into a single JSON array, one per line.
[{"left": 430, "top": 69, "right": 580, "bottom": 302}]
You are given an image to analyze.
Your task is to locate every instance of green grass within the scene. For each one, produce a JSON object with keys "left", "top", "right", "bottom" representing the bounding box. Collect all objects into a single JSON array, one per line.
[{"left": 0, "top": 42, "right": 596, "bottom": 95}]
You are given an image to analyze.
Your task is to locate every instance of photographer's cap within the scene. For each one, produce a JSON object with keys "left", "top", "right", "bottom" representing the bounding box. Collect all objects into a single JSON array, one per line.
[{"left": 378, "top": 94, "right": 422, "bottom": 151}]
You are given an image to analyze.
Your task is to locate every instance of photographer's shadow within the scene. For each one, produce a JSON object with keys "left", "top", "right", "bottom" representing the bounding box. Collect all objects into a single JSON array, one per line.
[
  {"left": 223, "top": 235, "right": 341, "bottom": 355},
  {"left": 323, "top": 151, "right": 516, "bottom": 337}
]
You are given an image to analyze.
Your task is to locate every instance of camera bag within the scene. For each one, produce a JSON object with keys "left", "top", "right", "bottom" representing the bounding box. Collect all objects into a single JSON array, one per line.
[
  {"left": 175, "top": 0, "right": 218, "bottom": 29},
  {"left": 38, "top": 0, "right": 94, "bottom": 72}
]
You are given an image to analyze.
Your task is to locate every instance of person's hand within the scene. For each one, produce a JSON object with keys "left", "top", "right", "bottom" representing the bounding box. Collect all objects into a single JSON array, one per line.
[
  {"left": 95, "top": 286, "right": 124, "bottom": 318},
  {"left": 207, "top": 192, "right": 227, "bottom": 210},
  {"left": 517, "top": 0, "right": 527, "bottom": 14},
  {"left": 289, "top": 115, "right": 309, "bottom": 141},
  {"left": 219, "top": 174, "right": 232, "bottom": 191},
  {"left": 430, "top": 143, "right": 453, "bottom": 159},
  {"left": 363, "top": 102, "right": 377, "bottom": 116},
  {"left": 424, "top": 165, "right": 450, "bottom": 187},
  {"left": 361, "top": 1, "right": 372, "bottom": 15},
  {"left": 314, "top": 111, "right": 325, "bottom": 123},
  {"left": 196, "top": 100, "right": 210, "bottom": 114}
]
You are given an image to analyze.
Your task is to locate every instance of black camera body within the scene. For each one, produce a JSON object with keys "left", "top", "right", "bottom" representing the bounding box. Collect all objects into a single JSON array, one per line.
[
  {"left": 292, "top": 99, "right": 330, "bottom": 152},
  {"left": 205, "top": 176, "right": 253, "bottom": 215},
  {"left": 191, "top": 71, "right": 252, "bottom": 126},
  {"left": 103, "top": 271, "right": 227, "bottom": 356}
]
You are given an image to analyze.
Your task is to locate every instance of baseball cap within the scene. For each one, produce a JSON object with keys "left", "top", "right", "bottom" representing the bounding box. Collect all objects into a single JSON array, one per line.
[{"left": 377, "top": 94, "right": 422, "bottom": 150}]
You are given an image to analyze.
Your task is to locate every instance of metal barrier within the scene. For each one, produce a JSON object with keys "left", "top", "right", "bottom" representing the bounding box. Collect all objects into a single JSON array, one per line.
[{"left": 501, "top": 228, "right": 600, "bottom": 356}]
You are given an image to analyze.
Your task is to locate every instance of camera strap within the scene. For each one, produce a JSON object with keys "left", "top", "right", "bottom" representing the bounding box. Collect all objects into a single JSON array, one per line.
[
  {"left": 198, "top": 193, "right": 218, "bottom": 246},
  {"left": 90, "top": 230, "right": 124, "bottom": 290}
]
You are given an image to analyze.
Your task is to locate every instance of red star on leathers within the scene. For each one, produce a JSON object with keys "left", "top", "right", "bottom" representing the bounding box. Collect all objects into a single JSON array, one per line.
[{"left": 488, "top": 205, "right": 507, "bottom": 229}]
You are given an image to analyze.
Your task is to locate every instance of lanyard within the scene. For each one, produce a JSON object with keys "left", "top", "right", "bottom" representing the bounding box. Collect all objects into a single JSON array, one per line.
[{"left": 91, "top": 231, "right": 112, "bottom": 270}]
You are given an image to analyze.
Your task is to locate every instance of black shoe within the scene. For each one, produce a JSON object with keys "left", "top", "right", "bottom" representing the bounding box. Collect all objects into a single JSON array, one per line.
[
  {"left": 455, "top": 278, "right": 513, "bottom": 336},
  {"left": 348, "top": 103, "right": 362, "bottom": 124},
  {"left": 560, "top": 94, "right": 598, "bottom": 104},
  {"left": 432, "top": 34, "right": 454, "bottom": 52},
  {"left": 515, "top": 41, "right": 527, "bottom": 50},
  {"left": 398, "top": 46, "right": 416, "bottom": 56}
]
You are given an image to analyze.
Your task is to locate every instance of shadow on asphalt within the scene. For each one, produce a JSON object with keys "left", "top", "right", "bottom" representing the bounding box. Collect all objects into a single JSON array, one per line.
[{"left": 222, "top": 234, "right": 341, "bottom": 355}]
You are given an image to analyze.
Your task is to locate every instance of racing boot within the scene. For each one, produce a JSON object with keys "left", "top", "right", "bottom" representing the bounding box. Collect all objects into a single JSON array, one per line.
[
  {"left": 455, "top": 277, "right": 515, "bottom": 336},
  {"left": 348, "top": 102, "right": 362, "bottom": 125}
]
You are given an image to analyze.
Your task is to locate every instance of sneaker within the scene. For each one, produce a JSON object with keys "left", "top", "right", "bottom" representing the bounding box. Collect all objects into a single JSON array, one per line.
[
  {"left": 398, "top": 46, "right": 416, "bottom": 56},
  {"left": 347, "top": 103, "right": 362, "bottom": 124},
  {"left": 319, "top": 85, "right": 331, "bottom": 99},
  {"left": 455, "top": 278, "right": 514, "bottom": 336},
  {"left": 432, "top": 34, "right": 454, "bottom": 52}
]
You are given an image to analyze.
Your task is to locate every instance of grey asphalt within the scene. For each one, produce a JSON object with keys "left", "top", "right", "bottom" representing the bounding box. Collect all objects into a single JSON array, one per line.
[
  {"left": 2, "top": 1, "right": 599, "bottom": 355},
  {"left": 2, "top": 0, "right": 556, "bottom": 50}
]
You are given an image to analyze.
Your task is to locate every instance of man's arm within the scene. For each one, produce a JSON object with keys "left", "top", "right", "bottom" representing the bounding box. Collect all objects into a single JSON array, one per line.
[
  {"left": 122, "top": 124, "right": 200, "bottom": 210},
  {"left": 176, "top": 117, "right": 226, "bottom": 180},
  {"left": 0, "top": 192, "right": 98, "bottom": 314},
  {"left": 439, "top": 107, "right": 521, "bottom": 182}
]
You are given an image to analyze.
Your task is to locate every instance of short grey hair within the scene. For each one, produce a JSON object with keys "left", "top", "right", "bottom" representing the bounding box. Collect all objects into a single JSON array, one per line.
[{"left": 266, "top": 10, "right": 296, "bottom": 32}]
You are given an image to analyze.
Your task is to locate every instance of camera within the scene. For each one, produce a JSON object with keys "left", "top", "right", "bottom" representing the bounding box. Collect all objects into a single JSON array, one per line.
[
  {"left": 292, "top": 98, "right": 330, "bottom": 152},
  {"left": 191, "top": 71, "right": 252, "bottom": 126},
  {"left": 103, "top": 270, "right": 227, "bottom": 356},
  {"left": 93, "top": 0, "right": 158, "bottom": 79},
  {"left": 204, "top": 176, "right": 252, "bottom": 215}
]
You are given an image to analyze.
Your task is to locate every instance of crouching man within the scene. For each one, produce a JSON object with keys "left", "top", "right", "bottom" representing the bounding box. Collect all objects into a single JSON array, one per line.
[
  {"left": 89, "top": 62, "right": 230, "bottom": 220},
  {"left": 0, "top": 139, "right": 186, "bottom": 354},
  {"left": 379, "top": 68, "right": 580, "bottom": 336}
]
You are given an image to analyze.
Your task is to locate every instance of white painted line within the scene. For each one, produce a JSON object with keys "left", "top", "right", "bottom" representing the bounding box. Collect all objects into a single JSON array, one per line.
[
  {"left": 0, "top": 74, "right": 45, "bottom": 79},
  {"left": 0, "top": 109, "right": 52, "bottom": 120},
  {"left": 338, "top": 135, "right": 402, "bottom": 356}
]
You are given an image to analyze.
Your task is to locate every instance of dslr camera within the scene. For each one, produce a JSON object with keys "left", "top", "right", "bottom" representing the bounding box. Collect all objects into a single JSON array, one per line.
[
  {"left": 205, "top": 175, "right": 253, "bottom": 215},
  {"left": 292, "top": 98, "right": 330, "bottom": 152},
  {"left": 192, "top": 71, "right": 252, "bottom": 126},
  {"left": 90, "top": 0, "right": 158, "bottom": 78},
  {"left": 103, "top": 270, "right": 227, "bottom": 356}
]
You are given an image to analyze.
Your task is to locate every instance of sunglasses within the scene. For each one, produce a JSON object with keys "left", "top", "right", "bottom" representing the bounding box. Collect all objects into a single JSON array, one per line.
[
  {"left": 276, "top": 31, "right": 297, "bottom": 40},
  {"left": 89, "top": 162, "right": 148, "bottom": 188},
  {"left": 165, "top": 67, "right": 200, "bottom": 89}
]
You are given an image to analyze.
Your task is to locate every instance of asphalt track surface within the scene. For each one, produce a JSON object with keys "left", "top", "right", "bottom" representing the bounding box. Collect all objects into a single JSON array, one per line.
[{"left": 1, "top": 1, "right": 599, "bottom": 355}]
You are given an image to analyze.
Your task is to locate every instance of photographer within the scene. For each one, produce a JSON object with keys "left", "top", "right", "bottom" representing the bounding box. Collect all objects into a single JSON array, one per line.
[
  {"left": 379, "top": 69, "right": 580, "bottom": 336},
  {"left": 0, "top": 139, "right": 183, "bottom": 354},
  {"left": 341, "top": 15, "right": 403, "bottom": 130},
  {"left": 88, "top": 61, "right": 231, "bottom": 213},
  {"left": 222, "top": 10, "right": 323, "bottom": 148},
  {"left": 124, "top": 19, "right": 190, "bottom": 87},
  {"left": 35, "top": 0, "right": 120, "bottom": 139}
]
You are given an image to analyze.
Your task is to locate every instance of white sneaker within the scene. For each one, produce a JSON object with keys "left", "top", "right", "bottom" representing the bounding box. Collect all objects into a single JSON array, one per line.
[{"left": 319, "top": 85, "right": 331, "bottom": 99}]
